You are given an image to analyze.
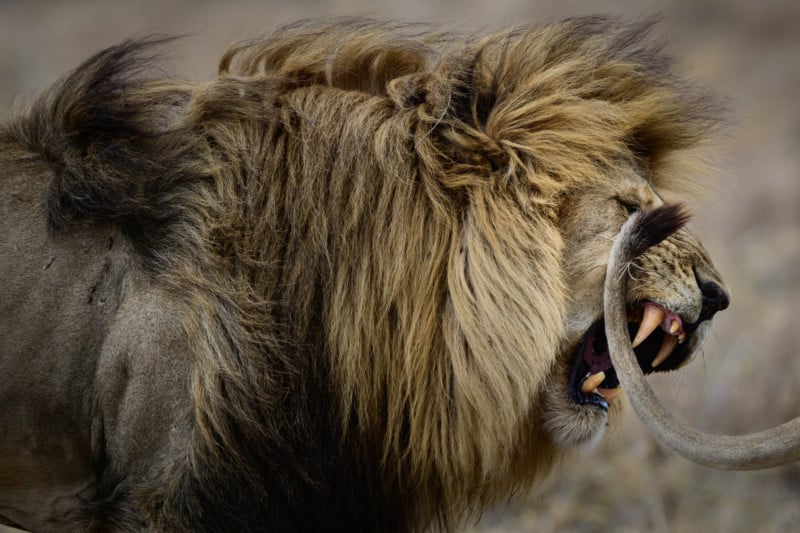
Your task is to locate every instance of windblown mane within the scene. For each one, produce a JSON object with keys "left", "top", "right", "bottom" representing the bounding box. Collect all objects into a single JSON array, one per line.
[{"left": 3, "top": 17, "right": 717, "bottom": 531}]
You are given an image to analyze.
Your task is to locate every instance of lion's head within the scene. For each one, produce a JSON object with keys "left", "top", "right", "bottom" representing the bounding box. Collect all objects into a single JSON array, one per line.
[
  {"left": 7, "top": 15, "right": 778, "bottom": 533},
  {"left": 544, "top": 162, "right": 728, "bottom": 449}
]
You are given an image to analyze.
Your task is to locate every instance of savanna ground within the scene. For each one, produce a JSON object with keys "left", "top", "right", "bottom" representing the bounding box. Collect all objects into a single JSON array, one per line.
[{"left": 1, "top": 1, "right": 798, "bottom": 531}]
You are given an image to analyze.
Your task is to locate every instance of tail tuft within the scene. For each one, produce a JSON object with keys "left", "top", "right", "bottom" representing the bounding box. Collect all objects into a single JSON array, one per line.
[{"left": 627, "top": 204, "right": 690, "bottom": 258}]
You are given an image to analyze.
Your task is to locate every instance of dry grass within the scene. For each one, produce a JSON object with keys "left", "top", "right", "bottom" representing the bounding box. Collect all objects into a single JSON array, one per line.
[{"left": 2, "top": 0, "right": 798, "bottom": 531}]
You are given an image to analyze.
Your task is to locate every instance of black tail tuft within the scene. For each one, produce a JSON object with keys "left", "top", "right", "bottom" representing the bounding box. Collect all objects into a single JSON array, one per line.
[{"left": 627, "top": 204, "right": 690, "bottom": 258}]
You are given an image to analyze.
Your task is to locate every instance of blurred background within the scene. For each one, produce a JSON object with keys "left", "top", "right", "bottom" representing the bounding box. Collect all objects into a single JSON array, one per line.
[{"left": 1, "top": 0, "right": 798, "bottom": 531}]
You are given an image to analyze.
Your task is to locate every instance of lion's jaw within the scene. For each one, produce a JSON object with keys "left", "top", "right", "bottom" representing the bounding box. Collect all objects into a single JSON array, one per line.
[{"left": 542, "top": 173, "right": 729, "bottom": 450}]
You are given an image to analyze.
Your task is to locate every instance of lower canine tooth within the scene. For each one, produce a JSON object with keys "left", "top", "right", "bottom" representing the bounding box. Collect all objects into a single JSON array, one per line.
[
  {"left": 652, "top": 334, "right": 678, "bottom": 368},
  {"left": 581, "top": 371, "right": 606, "bottom": 394},
  {"left": 598, "top": 387, "right": 623, "bottom": 403},
  {"left": 678, "top": 334, "right": 686, "bottom": 344}
]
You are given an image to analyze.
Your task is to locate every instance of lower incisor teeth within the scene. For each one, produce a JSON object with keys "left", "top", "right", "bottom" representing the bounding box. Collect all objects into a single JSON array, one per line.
[{"left": 581, "top": 371, "right": 606, "bottom": 394}]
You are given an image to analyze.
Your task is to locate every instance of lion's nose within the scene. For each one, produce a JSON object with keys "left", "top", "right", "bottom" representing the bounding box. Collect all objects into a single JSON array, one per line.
[{"left": 698, "top": 281, "right": 730, "bottom": 322}]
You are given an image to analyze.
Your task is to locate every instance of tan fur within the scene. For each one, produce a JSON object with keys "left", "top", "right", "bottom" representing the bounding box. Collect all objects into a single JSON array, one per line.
[{"left": 1, "top": 17, "right": 724, "bottom": 531}]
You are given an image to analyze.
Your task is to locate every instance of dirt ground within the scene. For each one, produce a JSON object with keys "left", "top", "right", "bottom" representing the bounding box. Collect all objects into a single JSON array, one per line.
[{"left": 2, "top": 0, "right": 799, "bottom": 531}]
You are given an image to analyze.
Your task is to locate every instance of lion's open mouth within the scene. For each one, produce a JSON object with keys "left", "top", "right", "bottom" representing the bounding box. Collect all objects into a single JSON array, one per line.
[{"left": 569, "top": 301, "right": 698, "bottom": 410}]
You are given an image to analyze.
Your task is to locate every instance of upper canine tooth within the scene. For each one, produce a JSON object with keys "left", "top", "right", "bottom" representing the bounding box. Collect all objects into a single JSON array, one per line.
[
  {"left": 669, "top": 320, "right": 680, "bottom": 335},
  {"left": 652, "top": 334, "right": 679, "bottom": 368},
  {"left": 632, "top": 304, "right": 665, "bottom": 347},
  {"left": 581, "top": 371, "right": 606, "bottom": 394}
]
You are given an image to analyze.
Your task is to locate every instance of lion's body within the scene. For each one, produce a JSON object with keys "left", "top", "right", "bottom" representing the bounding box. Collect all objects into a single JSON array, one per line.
[{"left": 0, "top": 18, "right": 722, "bottom": 531}]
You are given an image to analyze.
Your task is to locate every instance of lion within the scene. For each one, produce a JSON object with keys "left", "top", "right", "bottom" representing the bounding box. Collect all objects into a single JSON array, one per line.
[{"left": 1, "top": 16, "right": 796, "bottom": 532}]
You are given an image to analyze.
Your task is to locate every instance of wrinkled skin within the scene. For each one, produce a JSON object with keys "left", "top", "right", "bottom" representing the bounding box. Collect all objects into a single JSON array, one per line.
[
  {"left": 562, "top": 168, "right": 722, "bottom": 339},
  {"left": 0, "top": 157, "right": 193, "bottom": 530}
]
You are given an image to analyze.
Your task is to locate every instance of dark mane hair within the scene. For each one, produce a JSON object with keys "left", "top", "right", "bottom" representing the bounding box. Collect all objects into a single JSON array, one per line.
[{"left": 2, "top": 17, "right": 718, "bottom": 531}]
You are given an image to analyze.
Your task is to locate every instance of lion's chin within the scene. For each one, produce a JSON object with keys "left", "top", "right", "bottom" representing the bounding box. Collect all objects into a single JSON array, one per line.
[{"left": 542, "top": 377, "right": 622, "bottom": 449}]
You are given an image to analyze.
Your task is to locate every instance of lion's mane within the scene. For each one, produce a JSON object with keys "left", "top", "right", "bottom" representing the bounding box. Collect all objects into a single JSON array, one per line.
[{"left": 4, "top": 17, "right": 716, "bottom": 531}]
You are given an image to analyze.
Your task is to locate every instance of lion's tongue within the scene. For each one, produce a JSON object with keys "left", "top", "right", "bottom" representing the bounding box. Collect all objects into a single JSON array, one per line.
[
  {"left": 583, "top": 328, "right": 612, "bottom": 374},
  {"left": 581, "top": 327, "right": 623, "bottom": 401}
]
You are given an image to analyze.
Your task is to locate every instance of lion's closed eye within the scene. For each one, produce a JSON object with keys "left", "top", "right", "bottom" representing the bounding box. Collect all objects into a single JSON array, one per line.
[{"left": 614, "top": 195, "right": 642, "bottom": 215}]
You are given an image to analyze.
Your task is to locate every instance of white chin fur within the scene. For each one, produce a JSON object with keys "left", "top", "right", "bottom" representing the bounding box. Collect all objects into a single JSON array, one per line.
[
  {"left": 548, "top": 407, "right": 608, "bottom": 449},
  {"left": 542, "top": 381, "right": 613, "bottom": 449}
]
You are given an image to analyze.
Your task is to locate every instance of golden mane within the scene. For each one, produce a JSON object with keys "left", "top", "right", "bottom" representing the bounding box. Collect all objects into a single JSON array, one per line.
[{"left": 4, "top": 17, "right": 718, "bottom": 530}]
